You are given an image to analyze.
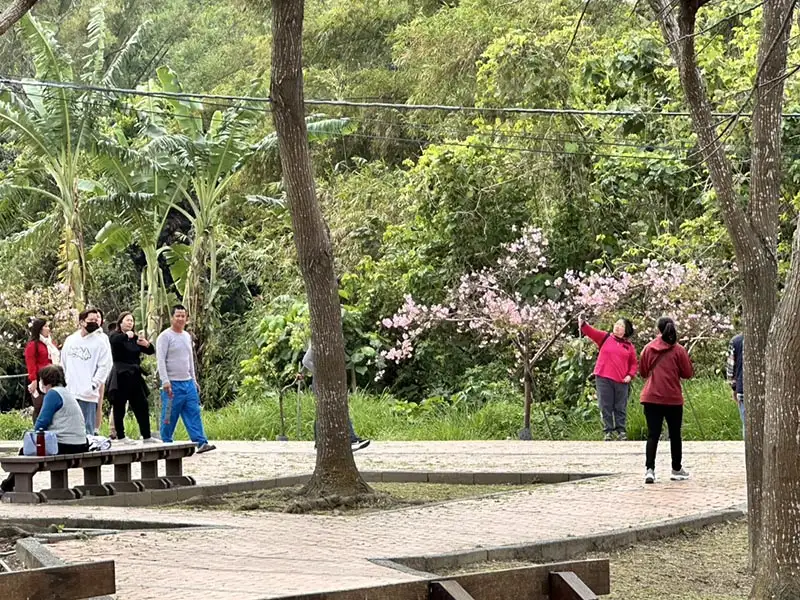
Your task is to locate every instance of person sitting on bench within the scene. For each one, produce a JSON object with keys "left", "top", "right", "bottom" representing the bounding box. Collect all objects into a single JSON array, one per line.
[{"left": 1, "top": 365, "right": 89, "bottom": 495}]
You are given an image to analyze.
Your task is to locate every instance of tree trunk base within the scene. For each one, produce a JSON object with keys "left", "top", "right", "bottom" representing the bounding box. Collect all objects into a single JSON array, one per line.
[
  {"left": 518, "top": 427, "right": 533, "bottom": 440},
  {"left": 286, "top": 491, "right": 381, "bottom": 514},
  {"left": 298, "top": 471, "right": 373, "bottom": 500},
  {"left": 750, "top": 577, "right": 800, "bottom": 600}
]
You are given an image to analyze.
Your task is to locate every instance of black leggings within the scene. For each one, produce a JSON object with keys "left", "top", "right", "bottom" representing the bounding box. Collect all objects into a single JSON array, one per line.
[
  {"left": 1, "top": 441, "right": 89, "bottom": 492},
  {"left": 110, "top": 373, "right": 151, "bottom": 440},
  {"left": 643, "top": 403, "right": 683, "bottom": 471}
]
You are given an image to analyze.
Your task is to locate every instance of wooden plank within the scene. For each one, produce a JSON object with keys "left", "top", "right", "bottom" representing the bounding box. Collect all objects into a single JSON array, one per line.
[
  {"left": 266, "top": 581, "right": 427, "bottom": 600},
  {"left": 0, "top": 560, "right": 115, "bottom": 600},
  {"left": 429, "top": 580, "right": 476, "bottom": 600},
  {"left": 269, "top": 559, "right": 609, "bottom": 599},
  {"left": 550, "top": 572, "right": 598, "bottom": 600},
  {"left": 451, "top": 558, "right": 609, "bottom": 599},
  {"left": 0, "top": 442, "right": 195, "bottom": 464}
]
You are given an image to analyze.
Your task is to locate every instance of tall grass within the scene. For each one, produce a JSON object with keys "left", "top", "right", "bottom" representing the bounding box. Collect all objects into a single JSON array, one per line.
[{"left": 0, "top": 379, "right": 743, "bottom": 442}]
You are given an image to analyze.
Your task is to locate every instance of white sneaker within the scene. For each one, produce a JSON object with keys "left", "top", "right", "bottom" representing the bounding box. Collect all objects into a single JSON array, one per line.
[
  {"left": 117, "top": 437, "right": 137, "bottom": 445},
  {"left": 645, "top": 468, "right": 655, "bottom": 484},
  {"left": 142, "top": 437, "right": 162, "bottom": 444},
  {"left": 670, "top": 468, "right": 690, "bottom": 481}
]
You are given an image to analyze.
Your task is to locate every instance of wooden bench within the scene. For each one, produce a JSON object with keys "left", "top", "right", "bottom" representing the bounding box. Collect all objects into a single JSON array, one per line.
[{"left": 0, "top": 442, "right": 196, "bottom": 504}]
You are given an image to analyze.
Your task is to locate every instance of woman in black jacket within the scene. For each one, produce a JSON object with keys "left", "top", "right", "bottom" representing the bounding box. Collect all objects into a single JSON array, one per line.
[{"left": 108, "top": 312, "right": 157, "bottom": 444}]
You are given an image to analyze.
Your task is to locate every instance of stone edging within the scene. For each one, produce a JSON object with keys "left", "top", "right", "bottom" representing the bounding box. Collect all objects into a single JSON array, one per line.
[
  {"left": 47, "top": 471, "right": 606, "bottom": 507},
  {"left": 374, "top": 506, "right": 747, "bottom": 574}
]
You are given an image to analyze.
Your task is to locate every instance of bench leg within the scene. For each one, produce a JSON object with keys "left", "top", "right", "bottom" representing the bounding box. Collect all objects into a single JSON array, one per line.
[
  {"left": 1, "top": 492, "right": 44, "bottom": 503},
  {"left": 40, "top": 470, "right": 80, "bottom": 501},
  {"left": 74, "top": 465, "right": 113, "bottom": 497},
  {"left": 136, "top": 460, "right": 170, "bottom": 489},
  {"left": 163, "top": 458, "right": 195, "bottom": 487},
  {"left": 106, "top": 463, "right": 144, "bottom": 494},
  {"left": 0, "top": 470, "right": 43, "bottom": 503},
  {"left": 8, "top": 472, "right": 34, "bottom": 493}
]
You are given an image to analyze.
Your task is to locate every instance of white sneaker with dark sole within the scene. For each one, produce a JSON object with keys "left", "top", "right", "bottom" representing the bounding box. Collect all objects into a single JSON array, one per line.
[
  {"left": 351, "top": 439, "right": 371, "bottom": 452},
  {"left": 670, "top": 468, "right": 690, "bottom": 481},
  {"left": 645, "top": 469, "right": 655, "bottom": 484}
]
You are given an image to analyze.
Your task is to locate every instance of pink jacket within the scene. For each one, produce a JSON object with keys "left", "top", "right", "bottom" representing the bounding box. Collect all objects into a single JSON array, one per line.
[{"left": 581, "top": 323, "right": 638, "bottom": 384}]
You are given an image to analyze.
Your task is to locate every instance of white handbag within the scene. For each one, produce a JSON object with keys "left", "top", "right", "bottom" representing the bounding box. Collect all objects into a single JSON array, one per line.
[{"left": 22, "top": 430, "right": 59, "bottom": 456}]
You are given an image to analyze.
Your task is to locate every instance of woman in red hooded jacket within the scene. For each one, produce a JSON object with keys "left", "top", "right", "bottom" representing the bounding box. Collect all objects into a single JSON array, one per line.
[{"left": 639, "top": 316, "right": 694, "bottom": 484}]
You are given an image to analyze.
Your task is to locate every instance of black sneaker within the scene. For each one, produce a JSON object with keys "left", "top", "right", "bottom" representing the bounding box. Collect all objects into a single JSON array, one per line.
[
  {"left": 351, "top": 439, "right": 371, "bottom": 452},
  {"left": 196, "top": 443, "right": 217, "bottom": 454}
]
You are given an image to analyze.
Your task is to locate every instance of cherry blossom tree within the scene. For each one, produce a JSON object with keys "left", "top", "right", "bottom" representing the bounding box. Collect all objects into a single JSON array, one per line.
[{"left": 380, "top": 226, "right": 731, "bottom": 438}]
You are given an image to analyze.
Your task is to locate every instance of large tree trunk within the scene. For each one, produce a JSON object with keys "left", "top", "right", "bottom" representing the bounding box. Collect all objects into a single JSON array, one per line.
[
  {"left": 758, "top": 222, "right": 800, "bottom": 598},
  {"left": 270, "top": 0, "right": 370, "bottom": 498},
  {"left": 649, "top": 0, "right": 798, "bottom": 596},
  {"left": 0, "top": 0, "right": 38, "bottom": 36}
]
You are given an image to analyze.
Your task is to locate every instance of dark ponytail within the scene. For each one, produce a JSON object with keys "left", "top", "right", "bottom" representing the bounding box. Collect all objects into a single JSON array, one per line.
[
  {"left": 657, "top": 316, "right": 677, "bottom": 345},
  {"left": 29, "top": 318, "right": 47, "bottom": 341}
]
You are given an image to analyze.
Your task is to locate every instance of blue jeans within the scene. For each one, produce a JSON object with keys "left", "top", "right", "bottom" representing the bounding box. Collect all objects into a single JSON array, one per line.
[
  {"left": 737, "top": 393, "right": 745, "bottom": 438},
  {"left": 160, "top": 380, "right": 209, "bottom": 446},
  {"left": 77, "top": 400, "right": 97, "bottom": 435}
]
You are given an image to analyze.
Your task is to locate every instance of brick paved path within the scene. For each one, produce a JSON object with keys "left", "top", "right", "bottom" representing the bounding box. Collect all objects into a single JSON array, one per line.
[{"left": 0, "top": 441, "right": 746, "bottom": 599}]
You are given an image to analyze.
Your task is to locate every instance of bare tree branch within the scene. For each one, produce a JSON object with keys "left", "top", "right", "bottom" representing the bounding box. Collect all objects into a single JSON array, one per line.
[{"left": 0, "top": 0, "right": 39, "bottom": 37}]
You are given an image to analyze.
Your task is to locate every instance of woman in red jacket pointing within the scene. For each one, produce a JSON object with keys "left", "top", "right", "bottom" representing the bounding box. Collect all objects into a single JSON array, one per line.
[
  {"left": 579, "top": 315, "right": 638, "bottom": 441},
  {"left": 639, "top": 316, "right": 694, "bottom": 484}
]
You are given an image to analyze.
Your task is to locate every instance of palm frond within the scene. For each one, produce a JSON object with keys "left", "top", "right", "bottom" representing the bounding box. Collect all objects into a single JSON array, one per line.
[
  {"left": 0, "top": 99, "right": 55, "bottom": 159},
  {"left": 305, "top": 116, "right": 357, "bottom": 142},
  {"left": 82, "top": 4, "right": 106, "bottom": 85},
  {"left": 1, "top": 210, "right": 61, "bottom": 252},
  {"left": 103, "top": 21, "right": 149, "bottom": 87},
  {"left": 19, "top": 14, "right": 73, "bottom": 83},
  {"left": 253, "top": 117, "right": 355, "bottom": 154},
  {"left": 155, "top": 66, "right": 203, "bottom": 137},
  {"left": 89, "top": 219, "right": 133, "bottom": 260}
]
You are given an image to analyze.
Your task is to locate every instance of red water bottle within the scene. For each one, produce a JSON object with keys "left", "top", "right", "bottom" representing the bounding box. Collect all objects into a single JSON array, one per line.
[{"left": 36, "top": 429, "right": 46, "bottom": 456}]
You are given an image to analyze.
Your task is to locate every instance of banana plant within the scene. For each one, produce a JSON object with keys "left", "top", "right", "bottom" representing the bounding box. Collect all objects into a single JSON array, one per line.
[
  {"left": 0, "top": 7, "right": 144, "bottom": 308},
  {"left": 89, "top": 124, "right": 188, "bottom": 337},
  {"left": 144, "top": 66, "right": 357, "bottom": 354}
]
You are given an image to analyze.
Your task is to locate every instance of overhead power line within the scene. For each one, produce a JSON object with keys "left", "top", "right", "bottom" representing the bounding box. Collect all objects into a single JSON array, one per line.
[{"left": 6, "top": 75, "right": 800, "bottom": 119}]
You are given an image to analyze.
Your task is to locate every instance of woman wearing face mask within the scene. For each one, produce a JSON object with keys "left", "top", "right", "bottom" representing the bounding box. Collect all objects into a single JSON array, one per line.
[
  {"left": 579, "top": 315, "right": 638, "bottom": 441},
  {"left": 108, "top": 312, "right": 157, "bottom": 444},
  {"left": 23, "top": 318, "right": 60, "bottom": 421}
]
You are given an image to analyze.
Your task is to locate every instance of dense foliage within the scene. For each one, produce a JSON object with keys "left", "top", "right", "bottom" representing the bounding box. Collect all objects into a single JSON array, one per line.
[{"left": 0, "top": 0, "right": 786, "bottom": 434}]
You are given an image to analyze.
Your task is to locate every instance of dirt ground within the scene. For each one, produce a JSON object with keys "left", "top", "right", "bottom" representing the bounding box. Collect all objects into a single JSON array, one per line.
[
  {"left": 166, "top": 482, "right": 539, "bottom": 515},
  {"left": 440, "top": 520, "right": 751, "bottom": 599}
]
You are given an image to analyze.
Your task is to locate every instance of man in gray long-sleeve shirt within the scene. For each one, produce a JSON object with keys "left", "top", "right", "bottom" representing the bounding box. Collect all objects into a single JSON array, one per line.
[{"left": 156, "top": 305, "right": 216, "bottom": 453}]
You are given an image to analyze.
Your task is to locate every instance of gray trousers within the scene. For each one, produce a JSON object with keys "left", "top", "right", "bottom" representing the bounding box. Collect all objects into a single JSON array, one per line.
[{"left": 596, "top": 376, "right": 629, "bottom": 434}]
